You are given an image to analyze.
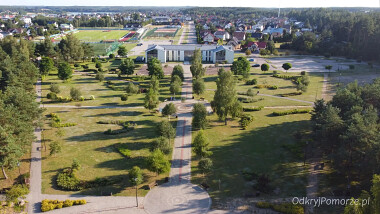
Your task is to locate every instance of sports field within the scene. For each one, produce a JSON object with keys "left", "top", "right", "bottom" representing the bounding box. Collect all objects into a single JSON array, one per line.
[{"left": 74, "top": 30, "right": 130, "bottom": 42}]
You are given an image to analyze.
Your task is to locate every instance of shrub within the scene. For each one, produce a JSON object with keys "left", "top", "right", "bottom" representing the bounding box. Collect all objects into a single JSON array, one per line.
[
  {"left": 272, "top": 109, "right": 310, "bottom": 116},
  {"left": 151, "top": 136, "right": 172, "bottom": 154},
  {"left": 81, "top": 64, "right": 89, "bottom": 69},
  {"left": 240, "top": 114, "right": 254, "bottom": 129},
  {"left": 74, "top": 63, "right": 80, "bottom": 67},
  {"left": 245, "top": 79, "right": 257, "bottom": 85},
  {"left": 300, "top": 71, "right": 306, "bottom": 75},
  {"left": 255, "top": 84, "right": 278, "bottom": 90},
  {"left": 280, "top": 92, "right": 303, "bottom": 97},
  {"left": 50, "top": 83, "right": 60, "bottom": 93},
  {"left": 70, "top": 87, "right": 82, "bottom": 101},
  {"left": 56, "top": 169, "right": 82, "bottom": 191},
  {"left": 109, "top": 53, "right": 115, "bottom": 59},
  {"left": 41, "top": 199, "right": 87, "bottom": 212},
  {"left": 125, "top": 82, "right": 139, "bottom": 94},
  {"left": 90, "top": 95, "right": 95, "bottom": 100},
  {"left": 243, "top": 106, "right": 264, "bottom": 112},
  {"left": 63, "top": 199, "right": 74, "bottom": 207},
  {"left": 80, "top": 96, "right": 85, "bottom": 101},
  {"left": 47, "top": 92, "right": 57, "bottom": 100},
  {"left": 121, "top": 94, "right": 128, "bottom": 101},
  {"left": 5, "top": 184, "right": 29, "bottom": 202},
  {"left": 115, "top": 144, "right": 132, "bottom": 158},
  {"left": 273, "top": 70, "right": 278, "bottom": 75},
  {"left": 247, "top": 88, "right": 255, "bottom": 97},
  {"left": 95, "top": 73, "right": 105, "bottom": 82},
  {"left": 198, "top": 158, "right": 213, "bottom": 174}
]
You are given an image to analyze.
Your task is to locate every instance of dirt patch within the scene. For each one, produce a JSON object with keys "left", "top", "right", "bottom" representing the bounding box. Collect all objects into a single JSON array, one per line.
[
  {"left": 136, "top": 65, "right": 173, "bottom": 76},
  {"left": 206, "top": 66, "right": 231, "bottom": 75}
]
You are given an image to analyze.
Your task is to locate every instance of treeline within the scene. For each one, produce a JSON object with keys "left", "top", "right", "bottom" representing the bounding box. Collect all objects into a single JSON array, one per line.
[
  {"left": 182, "top": 7, "right": 278, "bottom": 19},
  {"left": 284, "top": 9, "right": 380, "bottom": 61},
  {"left": 311, "top": 79, "right": 380, "bottom": 195},
  {"left": 0, "top": 37, "right": 43, "bottom": 179}
]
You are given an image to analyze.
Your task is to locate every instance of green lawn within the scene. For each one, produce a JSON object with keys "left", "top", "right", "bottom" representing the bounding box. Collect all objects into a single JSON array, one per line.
[{"left": 74, "top": 30, "right": 129, "bottom": 42}]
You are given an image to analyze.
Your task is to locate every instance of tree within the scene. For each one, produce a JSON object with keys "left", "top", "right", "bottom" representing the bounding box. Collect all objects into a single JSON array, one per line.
[
  {"left": 193, "top": 78, "right": 205, "bottom": 95},
  {"left": 126, "top": 82, "right": 139, "bottom": 94},
  {"left": 57, "top": 62, "right": 73, "bottom": 81},
  {"left": 144, "top": 87, "right": 159, "bottom": 111},
  {"left": 147, "top": 58, "right": 164, "bottom": 79},
  {"left": 282, "top": 63, "right": 292, "bottom": 72},
  {"left": 198, "top": 158, "right": 213, "bottom": 175},
  {"left": 95, "top": 61, "right": 102, "bottom": 69},
  {"left": 261, "top": 63, "right": 270, "bottom": 73},
  {"left": 121, "top": 94, "right": 128, "bottom": 101},
  {"left": 325, "top": 65, "right": 333, "bottom": 72},
  {"left": 57, "top": 33, "right": 84, "bottom": 62},
  {"left": 239, "top": 114, "right": 254, "bottom": 130},
  {"left": 5, "top": 184, "right": 29, "bottom": 202},
  {"left": 50, "top": 83, "right": 60, "bottom": 94},
  {"left": 162, "top": 103, "right": 177, "bottom": 120},
  {"left": 39, "top": 56, "right": 54, "bottom": 76},
  {"left": 129, "top": 166, "right": 143, "bottom": 186},
  {"left": 192, "top": 103, "right": 208, "bottom": 129},
  {"left": 151, "top": 136, "right": 171, "bottom": 155},
  {"left": 212, "top": 69, "right": 242, "bottom": 125},
  {"left": 117, "top": 46, "right": 127, "bottom": 56},
  {"left": 119, "top": 58, "right": 135, "bottom": 76},
  {"left": 95, "top": 72, "right": 105, "bottom": 82},
  {"left": 266, "top": 40, "right": 275, "bottom": 53},
  {"left": 147, "top": 149, "right": 170, "bottom": 175},
  {"left": 296, "top": 75, "right": 310, "bottom": 92},
  {"left": 71, "top": 159, "right": 81, "bottom": 171},
  {"left": 70, "top": 87, "right": 82, "bottom": 101},
  {"left": 245, "top": 49, "right": 251, "bottom": 56},
  {"left": 156, "top": 120, "right": 176, "bottom": 140},
  {"left": 170, "top": 77, "right": 181, "bottom": 96},
  {"left": 231, "top": 57, "right": 250, "bottom": 79},
  {"left": 49, "top": 141, "right": 62, "bottom": 156},
  {"left": 172, "top": 65, "right": 184, "bottom": 81},
  {"left": 193, "top": 130, "right": 212, "bottom": 157},
  {"left": 190, "top": 49, "right": 205, "bottom": 79},
  {"left": 81, "top": 43, "right": 94, "bottom": 61}
]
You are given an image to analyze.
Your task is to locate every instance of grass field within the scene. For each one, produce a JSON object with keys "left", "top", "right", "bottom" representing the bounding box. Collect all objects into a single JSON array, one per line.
[{"left": 74, "top": 30, "right": 130, "bottom": 42}]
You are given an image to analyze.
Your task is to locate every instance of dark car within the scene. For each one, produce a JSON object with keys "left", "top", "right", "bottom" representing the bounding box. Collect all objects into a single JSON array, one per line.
[
  {"left": 137, "top": 43, "right": 143, "bottom": 46},
  {"left": 252, "top": 64, "right": 260, "bottom": 67},
  {"left": 134, "top": 56, "right": 145, "bottom": 62}
]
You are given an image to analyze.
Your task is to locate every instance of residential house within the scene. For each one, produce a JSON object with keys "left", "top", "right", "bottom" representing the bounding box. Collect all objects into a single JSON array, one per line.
[
  {"left": 251, "top": 32, "right": 263, "bottom": 39},
  {"left": 203, "top": 23, "right": 210, "bottom": 30},
  {"left": 8, "top": 28, "right": 24, "bottom": 34},
  {"left": 232, "top": 31, "right": 246, "bottom": 42},
  {"left": 227, "top": 37, "right": 240, "bottom": 50},
  {"left": 244, "top": 41, "right": 267, "bottom": 52},
  {"left": 214, "top": 30, "right": 230, "bottom": 41},
  {"left": 145, "top": 44, "right": 234, "bottom": 63},
  {"left": 252, "top": 24, "right": 264, "bottom": 32},
  {"left": 283, "top": 24, "right": 292, "bottom": 34},
  {"left": 47, "top": 21, "right": 58, "bottom": 28},
  {"left": 60, "top": 23, "right": 74, "bottom": 31},
  {"left": 152, "top": 16, "right": 172, "bottom": 24},
  {"left": 202, "top": 32, "right": 216, "bottom": 44}
]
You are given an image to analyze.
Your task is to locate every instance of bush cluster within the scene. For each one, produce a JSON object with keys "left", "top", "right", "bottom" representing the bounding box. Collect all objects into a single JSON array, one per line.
[
  {"left": 97, "top": 120, "right": 127, "bottom": 125},
  {"left": 115, "top": 144, "right": 132, "bottom": 158},
  {"left": 50, "top": 113, "right": 77, "bottom": 128},
  {"left": 47, "top": 92, "right": 57, "bottom": 100},
  {"left": 272, "top": 109, "right": 310, "bottom": 116},
  {"left": 56, "top": 169, "right": 82, "bottom": 191},
  {"left": 280, "top": 92, "right": 303, "bottom": 97},
  {"left": 255, "top": 202, "right": 304, "bottom": 214},
  {"left": 243, "top": 106, "right": 264, "bottom": 112},
  {"left": 239, "top": 114, "right": 254, "bottom": 130},
  {"left": 245, "top": 79, "right": 258, "bottom": 85},
  {"left": 41, "top": 199, "right": 86, "bottom": 212},
  {"left": 238, "top": 97, "right": 264, "bottom": 103},
  {"left": 272, "top": 73, "right": 299, "bottom": 81},
  {"left": 255, "top": 85, "right": 278, "bottom": 90}
]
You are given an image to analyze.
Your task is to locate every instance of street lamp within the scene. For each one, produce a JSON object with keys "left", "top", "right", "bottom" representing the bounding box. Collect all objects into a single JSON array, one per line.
[{"left": 134, "top": 178, "right": 138, "bottom": 207}]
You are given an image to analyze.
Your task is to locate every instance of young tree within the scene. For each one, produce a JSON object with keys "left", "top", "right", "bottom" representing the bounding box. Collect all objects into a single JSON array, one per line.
[
  {"left": 198, "top": 158, "right": 213, "bottom": 175},
  {"left": 49, "top": 141, "right": 62, "bottom": 156},
  {"left": 239, "top": 114, "right": 254, "bottom": 130},
  {"left": 57, "top": 33, "right": 84, "bottom": 61},
  {"left": 162, "top": 103, "right": 177, "bottom": 120},
  {"left": 95, "top": 61, "right": 102, "bottom": 69},
  {"left": 282, "top": 63, "right": 292, "bottom": 72},
  {"left": 193, "top": 130, "right": 212, "bottom": 157},
  {"left": 261, "top": 63, "right": 270, "bottom": 73},
  {"left": 70, "top": 87, "right": 82, "bottom": 100},
  {"left": 95, "top": 72, "right": 105, "bottom": 82},
  {"left": 49, "top": 83, "right": 60, "bottom": 94},
  {"left": 117, "top": 46, "right": 127, "bottom": 56},
  {"left": 170, "top": 77, "right": 181, "bottom": 96},
  {"left": 325, "top": 65, "right": 333, "bottom": 72},
  {"left": 193, "top": 78, "right": 205, "bottom": 95},
  {"left": 231, "top": 57, "right": 250, "bottom": 79},
  {"left": 296, "top": 75, "right": 310, "bottom": 92},
  {"left": 39, "top": 56, "right": 54, "bottom": 76},
  {"left": 172, "top": 65, "right": 184, "bottom": 81},
  {"left": 156, "top": 120, "right": 176, "bottom": 140},
  {"left": 71, "top": 159, "right": 81, "bottom": 171},
  {"left": 144, "top": 87, "right": 159, "bottom": 111},
  {"left": 151, "top": 136, "right": 172, "bottom": 155},
  {"left": 212, "top": 69, "right": 242, "bottom": 125},
  {"left": 81, "top": 43, "right": 94, "bottom": 61},
  {"left": 147, "top": 58, "right": 164, "bottom": 79},
  {"left": 119, "top": 58, "right": 135, "bottom": 76},
  {"left": 190, "top": 48, "right": 205, "bottom": 79},
  {"left": 147, "top": 149, "right": 170, "bottom": 175},
  {"left": 58, "top": 62, "right": 73, "bottom": 81},
  {"left": 121, "top": 94, "right": 128, "bottom": 101},
  {"left": 192, "top": 103, "right": 208, "bottom": 129},
  {"left": 128, "top": 166, "right": 143, "bottom": 186}
]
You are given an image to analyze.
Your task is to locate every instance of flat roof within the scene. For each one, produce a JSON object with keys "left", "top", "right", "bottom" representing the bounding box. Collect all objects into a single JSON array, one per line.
[{"left": 147, "top": 44, "right": 232, "bottom": 52}]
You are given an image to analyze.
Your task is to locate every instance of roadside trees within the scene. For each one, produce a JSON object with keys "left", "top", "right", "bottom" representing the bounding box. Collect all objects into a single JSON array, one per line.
[
  {"left": 190, "top": 48, "right": 205, "bottom": 79},
  {"left": 172, "top": 65, "right": 184, "bottom": 81},
  {"left": 193, "top": 130, "right": 212, "bottom": 157},
  {"left": 162, "top": 103, "right": 176, "bottom": 121},
  {"left": 282, "top": 62, "right": 292, "bottom": 72},
  {"left": 193, "top": 78, "right": 205, "bottom": 95},
  {"left": 147, "top": 149, "right": 170, "bottom": 176},
  {"left": 147, "top": 58, "right": 164, "bottom": 79},
  {"left": 261, "top": 63, "right": 270, "bottom": 73},
  {"left": 192, "top": 103, "right": 208, "bottom": 129}
]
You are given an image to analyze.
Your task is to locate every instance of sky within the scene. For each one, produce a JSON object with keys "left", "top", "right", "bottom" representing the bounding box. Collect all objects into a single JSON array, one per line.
[{"left": 2, "top": 0, "right": 379, "bottom": 7}]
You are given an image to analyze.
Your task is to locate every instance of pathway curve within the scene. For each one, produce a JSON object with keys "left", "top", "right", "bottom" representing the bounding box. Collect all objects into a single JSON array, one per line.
[{"left": 144, "top": 65, "right": 211, "bottom": 213}]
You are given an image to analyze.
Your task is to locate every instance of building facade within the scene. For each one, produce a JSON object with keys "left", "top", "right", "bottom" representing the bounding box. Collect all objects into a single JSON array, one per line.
[{"left": 145, "top": 45, "right": 234, "bottom": 64}]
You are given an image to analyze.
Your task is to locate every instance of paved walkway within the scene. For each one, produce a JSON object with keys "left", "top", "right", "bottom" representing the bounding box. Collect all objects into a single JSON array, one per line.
[
  {"left": 144, "top": 65, "right": 211, "bottom": 213},
  {"left": 41, "top": 104, "right": 144, "bottom": 109}
]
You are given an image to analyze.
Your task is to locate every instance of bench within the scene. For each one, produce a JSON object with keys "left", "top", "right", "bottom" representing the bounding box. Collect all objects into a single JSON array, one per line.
[{"left": 148, "top": 181, "right": 157, "bottom": 190}]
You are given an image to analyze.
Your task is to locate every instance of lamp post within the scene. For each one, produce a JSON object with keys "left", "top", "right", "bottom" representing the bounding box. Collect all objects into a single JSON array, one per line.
[
  {"left": 17, "top": 161, "right": 21, "bottom": 175},
  {"left": 134, "top": 178, "right": 138, "bottom": 207}
]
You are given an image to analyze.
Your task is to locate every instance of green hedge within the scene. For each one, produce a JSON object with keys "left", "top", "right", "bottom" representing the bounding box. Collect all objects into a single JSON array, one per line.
[
  {"left": 255, "top": 201, "right": 304, "bottom": 214},
  {"left": 272, "top": 74, "right": 299, "bottom": 81},
  {"left": 272, "top": 109, "right": 310, "bottom": 116},
  {"left": 255, "top": 84, "right": 278, "bottom": 90},
  {"left": 243, "top": 106, "right": 264, "bottom": 112},
  {"left": 280, "top": 92, "right": 303, "bottom": 97},
  {"left": 41, "top": 199, "right": 86, "bottom": 212}
]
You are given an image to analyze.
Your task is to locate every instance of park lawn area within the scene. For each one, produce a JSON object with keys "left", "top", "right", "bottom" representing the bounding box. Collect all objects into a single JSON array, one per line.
[
  {"left": 122, "top": 43, "right": 138, "bottom": 54},
  {"left": 191, "top": 109, "right": 310, "bottom": 204},
  {"left": 41, "top": 107, "right": 176, "bottom": 196},
  {"left": 42, "top": 68, "right": 181, "bottom": 107},
  {"left": 74, "top": 30, "right": 129, "bottom": 42}
]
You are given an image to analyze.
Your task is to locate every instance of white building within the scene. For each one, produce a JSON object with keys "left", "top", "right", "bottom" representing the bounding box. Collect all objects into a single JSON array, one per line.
[{"left": 145, "top": 44, "right": 234, "bottom": 64}]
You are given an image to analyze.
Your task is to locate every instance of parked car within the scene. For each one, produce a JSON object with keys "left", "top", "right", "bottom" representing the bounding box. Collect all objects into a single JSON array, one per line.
[
  {"left": 252, "top": 64, "right": 260, "bottom": 67},
  {"left": 134, "top": 56, "right": 145, "bottom": 62},
  {"left": 137, "top": 43, "right": 143, "bottom": 46},
  {"left": 248, "top": 58, "right": 255, "bottom": 62}
]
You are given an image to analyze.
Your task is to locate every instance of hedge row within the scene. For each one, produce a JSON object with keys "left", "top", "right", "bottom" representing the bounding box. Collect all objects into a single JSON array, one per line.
[
  {"left": 272, "top": 74, "right": 299, "bottom": 81},
  {"left": 255, "top": 85, "right": 278, "bottom": 90},
  {"left": 50, "top": 113, "right": 77, "bottom": 128},
  {"left": 243, "top": 106, "right": 264, "bottom": 112},
  {"left": 255, "top": 201, "right": 304, "bottom": 214},
  {"left": 280, "top": 92, "right": 303, "bottom": 97},
  {"left": 41, "top": 199, "right": 86, "bottom": 212},
  {"left": 245, "top": 79, "right": 258, "bottom": 85},
  {"left": 272, "top": 109, "right": 310, "bottom": 116},
  {"left": 97, "top": 120, "right": 127, "bottom": 125}
]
